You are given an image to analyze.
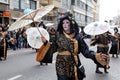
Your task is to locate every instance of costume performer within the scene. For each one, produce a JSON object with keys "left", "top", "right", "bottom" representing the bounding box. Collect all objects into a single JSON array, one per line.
[
  {"left": 90, "top": 32, "right": 110, "bottom": 74},
  {"left": 37, "top": 14, "right": 107, "bottom": 80},
  {"left": 0, "top": 27, "right": 7, "bottom": 60},
  {"left": 110, "top": 27, "right": 120, "bottom": 58}
]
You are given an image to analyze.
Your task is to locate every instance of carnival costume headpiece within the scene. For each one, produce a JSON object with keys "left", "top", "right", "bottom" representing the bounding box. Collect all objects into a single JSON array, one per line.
[
  {"left": 114, "top": 27, "right": 118, "bottom": 32},
  {"left": 57, "top": 12, "right": 79, "bottom": 34}
]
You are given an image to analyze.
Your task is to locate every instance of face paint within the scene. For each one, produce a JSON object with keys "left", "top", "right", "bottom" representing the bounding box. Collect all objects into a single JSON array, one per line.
[{"left": 62, "top": 19, "right": 70, "bottom": 33}]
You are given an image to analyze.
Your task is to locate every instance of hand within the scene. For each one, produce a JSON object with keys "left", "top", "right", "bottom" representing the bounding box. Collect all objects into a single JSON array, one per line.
[
  {"left": 100, "top": 53, "right": 107, "bottom": 61},
  {"left": 41, "top": 36, "right": 47, "bottom": 43}
]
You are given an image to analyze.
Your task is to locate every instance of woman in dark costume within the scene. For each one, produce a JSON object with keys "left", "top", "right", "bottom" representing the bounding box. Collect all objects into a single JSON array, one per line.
[
  {"left": 90, "top": 32, "right": 111, "bottom": 74},
  {"left": 40, "top": 27, "right": 57, "bottom": 65},
  {"left": 110, "top": 27, "right": 120, "bottom": 58},
  {"left": 38, "top": 21, "right": 48, "bottom": 65},
  {"left": 39, "top": 14, "right": 107, "bottom": 80}
]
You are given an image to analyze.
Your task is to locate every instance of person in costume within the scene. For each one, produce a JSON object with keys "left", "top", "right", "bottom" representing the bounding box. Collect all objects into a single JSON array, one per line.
[
  {"left": 90, "top": 32, "right": 111, "bottom": 74},
  {"left": 0, "top": 26, "right": 7, "bottom": 60},
  {"left": 38, "top": 14, "right": 107, "bottom": 80},
  {"left": 110, "top": 27, "right": 120, "bottom": 58},
  {"left": 38, "top": 21, "right": 48, "bottom": 65}
]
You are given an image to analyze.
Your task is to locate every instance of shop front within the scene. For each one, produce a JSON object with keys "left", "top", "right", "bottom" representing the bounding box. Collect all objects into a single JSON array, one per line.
[
  {"left": 0, "top": 2, "right": 10, "bottom": 26},
  {"left": 0, "top": 11, "right": 10, "bottom": 25}
]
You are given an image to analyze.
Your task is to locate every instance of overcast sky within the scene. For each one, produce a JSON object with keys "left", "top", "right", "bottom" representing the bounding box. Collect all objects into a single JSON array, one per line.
[{"left": 99, "top": 0, "right": 120, "bottom": 21}]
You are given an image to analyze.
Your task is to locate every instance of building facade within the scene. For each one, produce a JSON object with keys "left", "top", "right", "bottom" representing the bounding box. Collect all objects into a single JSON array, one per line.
[
  {"left": 0, "top": 0, "right": 99, "bottom": 29},
  {"left": 0, "top": 0, "right": 10, "bottom": 25},
  {"left": 60, "top": 0, "right": 100, "bottom": 27},
  {"left": 9, "top": 0, "right": 39, "bottom": 23},
  {"left": 40, "top": 0, "right": 61, "bottom": 26}
]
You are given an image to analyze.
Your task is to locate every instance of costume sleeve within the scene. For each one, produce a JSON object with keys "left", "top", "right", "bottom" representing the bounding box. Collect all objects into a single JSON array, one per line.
[
  {"left": 77, "top": 36, "right": 99, "bottom": 64},
  {"left": 90, "top": 35, "right": 98, "bottom": 46},
  {"left": 76, "top": 35, "right": 105, "bottom": 65}
]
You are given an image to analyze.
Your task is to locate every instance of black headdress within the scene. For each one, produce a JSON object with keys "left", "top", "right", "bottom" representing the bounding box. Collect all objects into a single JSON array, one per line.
[
  {"left": 57, "top": 14, "right": 79, "bottom": 34},
  {"left": 114, "top": 27, "right": 118, "bottom": 32},
  {"left": 38, "top": 21, "right": 46, "bottom": 29}
]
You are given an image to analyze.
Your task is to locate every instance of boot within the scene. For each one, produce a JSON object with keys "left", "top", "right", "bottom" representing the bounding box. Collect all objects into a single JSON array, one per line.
[
  {"left": 96, "top": 70, "right": 103, "bottom": 74},
  {"left": 104, "top": 68, "right": 108, "bottom": 73},
  {"left": 40, "top": 62, "right": 43, "bottom": 65},
  {"left": 96, "top": 65, "right": 103, "bottom": 74},
  {"left": 0, "top": 57, "right": 2, "bottom": 61},
  {"left": 116, "top": 54, "right": 118, "bottom": 58},
  {"left": 112, "top": 54, "right": 114, "bottom": 57},
  {"left": 45, "top": 63, "right": 48, "bottom": 65}
]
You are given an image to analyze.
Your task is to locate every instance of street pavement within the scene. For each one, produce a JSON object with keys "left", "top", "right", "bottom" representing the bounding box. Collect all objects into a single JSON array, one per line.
[{"left": 4, "top": 39, "right": 120, "bottom": 80}]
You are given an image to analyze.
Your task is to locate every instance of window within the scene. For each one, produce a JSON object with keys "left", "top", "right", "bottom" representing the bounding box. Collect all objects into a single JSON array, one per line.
[
  {"left": 71, "top": 0, "right": 75, "bottom": 5},
  {"left": 21, "top": 0, "right": 30, "bottom": 9},
  {"left": 87, "top": 6, "right": 93, "bottom": 13},
  {"left": 56, "top": 0, "right": 61, "bottom": 2},
  {"left": 13, "top": 0, "right": 36, "bottom": 10},
  {"left": 79, "top": 1, "right": 86, "bottom": 10},
  {"left": 0, "top": 0, "right": 8, "bottom": 3},
  {"left": 77, "top": 0, "right": 80, "bottom": 6},
  {"left": 87, "top": 0, "right": 93, "bottom": 3},
  {"left": 81, "top": 14, "right": 85, "bottom": 25},
  {"left": 30, "top": 0, "right": 36, "bottom": 10},
  {"left": 75, "top": 13, "right": 79, "bottom": 21},
  {"left": 13, "top": 0, "right": 19, "bottom": 9},
  {"left": 62, "top": 0, "right": 68, "bottom": 8},
  {"left": 87, "top": 17, "right": 92, "bottom": 23}
]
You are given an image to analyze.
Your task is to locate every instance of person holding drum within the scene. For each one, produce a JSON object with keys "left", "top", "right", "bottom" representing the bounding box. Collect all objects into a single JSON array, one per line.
[
  {"left": 90, "top": 32, "right": 111, "bottom": 74},
  {"left": 38, "top": 14, "right": 107, "bottom": 80}
]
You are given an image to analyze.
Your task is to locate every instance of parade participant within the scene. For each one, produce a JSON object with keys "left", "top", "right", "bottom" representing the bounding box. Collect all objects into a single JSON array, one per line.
[
  {"left": 48, "top": 27, "right": 57, "bottom": 44},
  {"left": 0, "top": 27, "right": 7, "bottom": 60},
  {"left": 10, "top": 35, "right": 16, "bottom": 50},
  {"left": 110, "top": 27, "right": 120, "bottom": 58},
  {"left": 90, "top": 32, "right": 111, "bottom": 74},
  {"left": 38, "top": 21, "right": 48, "bottom": 65},
  {"left": 37, "top": 27, "right": 57, "bottom": 66},
  {"left": 38, "top": 14, "right": 107, "bottom": 80}
]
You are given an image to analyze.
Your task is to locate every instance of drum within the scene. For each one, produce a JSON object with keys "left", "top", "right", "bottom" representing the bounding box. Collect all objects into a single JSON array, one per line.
[
  {"left": 36, "top": 42, "right": 50, "bottom": 62},
  {"left": 95, "top": 53, "right": 110, "bottom": 69}
]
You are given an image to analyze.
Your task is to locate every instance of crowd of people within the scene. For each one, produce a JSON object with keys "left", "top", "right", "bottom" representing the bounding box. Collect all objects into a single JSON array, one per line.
[{"left": 0, "top": 24, "right": 30, "bottom": 60}]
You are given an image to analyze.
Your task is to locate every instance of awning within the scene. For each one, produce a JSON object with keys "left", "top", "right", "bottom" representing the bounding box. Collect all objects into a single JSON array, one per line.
[{"left": 3, "top": 11, "right": 10, "bottom": 17}]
